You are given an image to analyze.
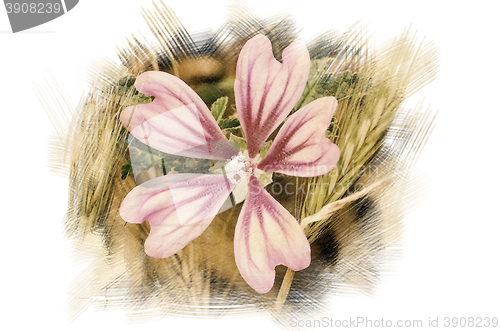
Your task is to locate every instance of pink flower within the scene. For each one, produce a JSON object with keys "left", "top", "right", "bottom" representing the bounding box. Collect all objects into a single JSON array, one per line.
[{"left": 119, "top": 34, "right": 340, "bottom": 293}]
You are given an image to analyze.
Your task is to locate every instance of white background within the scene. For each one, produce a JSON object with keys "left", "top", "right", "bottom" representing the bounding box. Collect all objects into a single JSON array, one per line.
[{"left": 1, "top": 1, "right": 499, "bottom": 330}]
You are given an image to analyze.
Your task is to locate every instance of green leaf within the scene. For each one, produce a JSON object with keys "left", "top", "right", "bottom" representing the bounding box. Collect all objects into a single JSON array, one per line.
[
  {"left": 316, "top": 70, "right": 359, "bottom": 100},
  {"left": 114, "top": 76, "right": 153, "bottom": 106},
  {"left": 229, "top": 133, "right": 247, "bottom": 151},
  {"left": 259, "top": 170, "right": 273, "bottom": 189},
  {"left": 210, "top": 96, "right": 228, "bottom": 122},
  {"left": 194, "top": 77, "right": 235, "bottom": 104},
  {"left": 122, "top": 133, "right": 212, "bottom": 181},
  {"left": 121, "top": 160, "right": 132, "bottom": 179},
  {"left": 118, "top": 76, "right": 137, "bottom": 90},
  {"left": 293, "top": 61, "right": 361, "bottom": 115},
  {"left": 259, "top": 140, "right": 273, "bottom": 158},
  {"left": 218, "top": 118, "right": 240, "bottom": 130},
  {"left": 293, "top": 58, "right": 332, "bottom": 112}
]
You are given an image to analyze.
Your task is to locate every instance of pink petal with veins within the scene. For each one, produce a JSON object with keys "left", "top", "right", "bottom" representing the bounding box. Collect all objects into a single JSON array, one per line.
[
  {"left": 234, "top": 175, "right": 311, "bottom": 293},
  {"left": 128, "top": 103, "right": 238, "bottom": 160},
  {"left": 258, "top": 97, "right": 340, "bottom": 177},
  {"left": 121, "top": 71, "right": 237, "bottom": 160},
  {"left": 145, "top": 220, "right": 214, "bottom": 259},
  {"left": 235, "top": 34, "right": 310, "bottom": 158},
  {"left": 119, "top": 173, "right": 234, "bottom": 258}
]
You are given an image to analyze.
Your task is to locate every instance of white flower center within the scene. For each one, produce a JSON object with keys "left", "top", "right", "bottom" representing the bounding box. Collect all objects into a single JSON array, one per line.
[{"left": 224, "top": 152, "right": 252, "bottom": 185}]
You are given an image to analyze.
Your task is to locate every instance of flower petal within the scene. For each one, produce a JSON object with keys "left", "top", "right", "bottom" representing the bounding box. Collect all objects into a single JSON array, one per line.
[
  {"left": 146, "top": 220, "right": 213, "bottom": 259},
  {"left": 119, "top": 173, "right": 235, "bottom": 258},
  {"left": 234, "top": 175, "right": 311, "bottom": 293},
  {"left": 235, "top": 34, "right": 310, "bottom": 158},
  {"left": 128, "top": 103, "right": 239, "bottom": 160},
  {"left": 121, "top": 71, "right": 237, "bottom": 160},
  {"left": 258, "top": 97, "right": 340, "bottom": 177}
]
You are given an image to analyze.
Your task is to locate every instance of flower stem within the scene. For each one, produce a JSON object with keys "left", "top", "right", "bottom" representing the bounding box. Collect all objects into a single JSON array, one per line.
[{"left": 274, "top": 268, "right": 295, "bottom": 312}]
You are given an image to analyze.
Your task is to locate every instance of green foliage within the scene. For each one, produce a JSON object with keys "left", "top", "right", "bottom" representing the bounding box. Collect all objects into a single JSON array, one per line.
[
  {"left": 194, "top": 77, "right": 235, "bottom": 104},
  {"left": 122, "top": 134, "right": 212, "bottom": 180},
  {"left": 115, "top": 76, "right": 152, "bottom": 106},
  {"left": 118, "top": 76, "right": 136, "bottom": 90},
  {"left": 294, "top": 59, "right": 360, "bottom": 113},
  {"left": 121, "top": 160, "right": 132, "bottom": 179},
  {"left": 293, "top": 59, "right": 331, "bottom": 112},
  {"left": 218, "top": 118, "right": 240, "bottom": 130},
  {"left": 229, "top": 133, "right": 247, "bottom": 151},
  {"left": 316, "top": 71, "right": 360, "bottom": 100},
  {"left": 211, "top": 96, "right": 228, "bottom": 122}
]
